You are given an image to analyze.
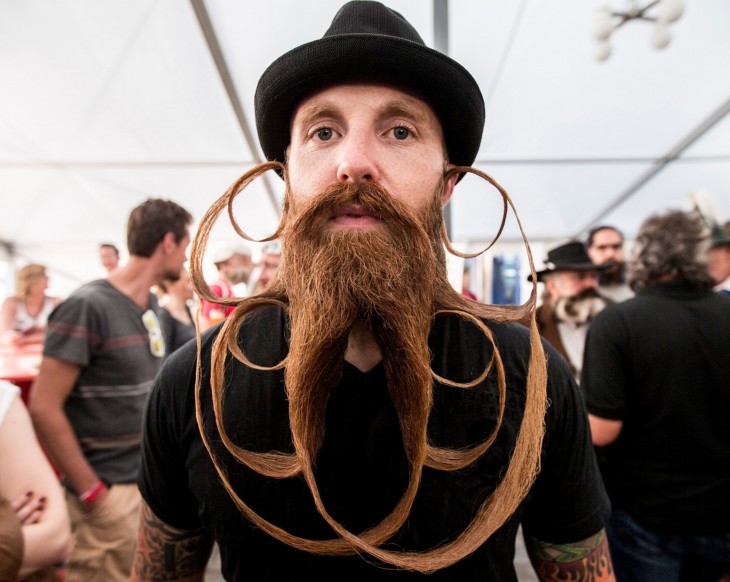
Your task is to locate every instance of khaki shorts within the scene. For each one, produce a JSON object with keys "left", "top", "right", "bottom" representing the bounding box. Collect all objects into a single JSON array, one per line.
[{"left": 65, "top": 483, "right": 140, "bottom": 582}]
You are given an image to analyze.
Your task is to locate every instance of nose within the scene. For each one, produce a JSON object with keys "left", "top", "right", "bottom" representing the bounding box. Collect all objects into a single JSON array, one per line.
[
  {"left": 581, "top": 275, "right": 598, "bottom": 290},
  {"left": 336, "top": 134, "right": 379, "bottom": 184}
]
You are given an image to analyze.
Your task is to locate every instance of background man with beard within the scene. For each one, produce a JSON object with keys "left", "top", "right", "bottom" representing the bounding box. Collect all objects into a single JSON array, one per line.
[
  {"left": 132, "top": 2, "right": 614, "bottom": 580},
  {"left": 586, "top": 225, "right": 634, "bottom": 302},
  {"left": 198, "top": 243, "right": 255, "bottom": 330},
  {"left": 30, "top": 198, "right": 192, "bottom": 582},
  {"left": 529, "top": 241, "right": 611, "bottom": 384},
  {"left": 248, "top": 240, "right": 282, "bottom": 295},
  {"left": 582, "top": 209, "right": 730, "bottom": 581}
]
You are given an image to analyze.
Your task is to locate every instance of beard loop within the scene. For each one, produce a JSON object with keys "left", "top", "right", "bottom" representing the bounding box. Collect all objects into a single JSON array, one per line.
[{"left": 189, "top": 162, "right": 549, "bottom": 573}]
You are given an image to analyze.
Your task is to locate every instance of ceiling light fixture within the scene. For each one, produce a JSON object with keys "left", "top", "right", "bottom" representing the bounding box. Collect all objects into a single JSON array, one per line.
[{"left": 593, "top": 0, "right": 685, "bottom": 61}]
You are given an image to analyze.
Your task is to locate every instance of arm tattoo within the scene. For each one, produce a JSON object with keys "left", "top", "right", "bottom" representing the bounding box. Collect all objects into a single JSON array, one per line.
[
  {"left": 132, "top": 502, "right": 214, "bottom": 581},
  {"left": 525, "top": 529, "right": 615, "bottom": 581}
]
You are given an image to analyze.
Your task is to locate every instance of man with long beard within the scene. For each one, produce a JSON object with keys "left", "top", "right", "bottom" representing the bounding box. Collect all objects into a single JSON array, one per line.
[
  {"left": 529, "top": 241, "right": 612, "bottom": 385},
  {"left": 586, "top": 225, "right": 634, "bottom": 302},
  {"left": 132, "top": 2, "right": 614, "bottom": 580}
]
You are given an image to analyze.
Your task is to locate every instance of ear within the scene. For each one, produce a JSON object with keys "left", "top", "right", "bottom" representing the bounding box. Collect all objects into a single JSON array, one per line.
[
  {"left": 161, "top": 232, "right": 177, "bottom": 254},
  {"left": 441, "top": 163, "right": 459, "bottom": 206}
]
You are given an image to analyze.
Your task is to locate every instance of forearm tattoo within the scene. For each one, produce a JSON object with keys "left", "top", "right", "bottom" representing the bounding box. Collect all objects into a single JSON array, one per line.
[
  {"left": 133, "top": 502, "right": 213, "bottom": 581},
  {"left": 526, "top": 529, "right": 614, "bottom": 581}
]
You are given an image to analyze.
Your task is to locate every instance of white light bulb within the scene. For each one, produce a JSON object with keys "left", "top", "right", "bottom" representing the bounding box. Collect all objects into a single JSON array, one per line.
[
  {"left": 651, "top": 23, "right": 671, "bottom": 49},
  {"left": 658, "top": 0, "right": 684, "bottom": 24},
  {"left": 593, "top": 19, "right": 614, "bottom": 41},
  {"left": 593, "top": 7, "right": 614, "bottom": 40},
  {"left": 594, "top": 40, "right": 612, "bottom": 61}
]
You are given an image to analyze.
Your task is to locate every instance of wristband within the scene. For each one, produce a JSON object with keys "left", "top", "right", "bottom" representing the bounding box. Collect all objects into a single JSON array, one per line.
[{"left": 79, "top": 480, "right": 106, "bottom": 505}]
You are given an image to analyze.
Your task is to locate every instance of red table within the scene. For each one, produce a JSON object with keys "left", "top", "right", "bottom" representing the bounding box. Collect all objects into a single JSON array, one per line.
[{"left": 0, "top": 341, "right": 43, "bottom": 404}]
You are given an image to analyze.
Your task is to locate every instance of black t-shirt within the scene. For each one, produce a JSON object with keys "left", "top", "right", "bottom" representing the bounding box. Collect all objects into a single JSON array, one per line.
[
  {"left": 582, "top": 283, "right": 730, "bottom": 535},
  {"left": 139, "top": 307, "right": 609, "bottom": 581}
]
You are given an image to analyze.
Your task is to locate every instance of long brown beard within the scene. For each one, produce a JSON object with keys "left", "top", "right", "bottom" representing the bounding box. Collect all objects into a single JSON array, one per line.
[
  {"left": 190, "top": 161, "right": 548, "bottom": 573},
  {"left": 280, "top": 181, "right": 440, "bottom": 469}
]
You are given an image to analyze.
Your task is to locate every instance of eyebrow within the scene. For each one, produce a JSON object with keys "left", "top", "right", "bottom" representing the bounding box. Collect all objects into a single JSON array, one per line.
[
  {"left": 294, "top": 98, "right": 430, "bottom": 132},
  {"left": 379, "top": 100, "right": 430, "bottom": 124},
  {"left": 295, "top": 103, "right": 341, "bottom": 127}
]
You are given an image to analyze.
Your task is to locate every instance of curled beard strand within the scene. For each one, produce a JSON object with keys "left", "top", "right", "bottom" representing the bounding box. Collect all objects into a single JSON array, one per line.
[{"left": 190, "top": 163, "right": 548, "bottom": 573}]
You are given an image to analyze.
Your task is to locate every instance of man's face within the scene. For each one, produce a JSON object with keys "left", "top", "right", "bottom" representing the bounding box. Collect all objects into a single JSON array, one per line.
[
  {"left": 545, "top": 270, "right": 599, "bottom": 303},
  {"left": 287, "top": 84, "right": 455, "bottom": 223},
  {"left": 161, "top": 231, "right": 190, "bottom": 282},
  {"left": 100, "top": 246, "right": 119, "bottom": 272},
  {"left": 255, "top": 252, "right": 281, "bottom": 292},
  {"left": 222, "top": 253, "right": 253, "bottom": 285},
  {"left": 587, "top": 229, "right": 624, "bottom": 267},
  {"left": 708, "top": 244, "right": 730, "bottom": 285}
]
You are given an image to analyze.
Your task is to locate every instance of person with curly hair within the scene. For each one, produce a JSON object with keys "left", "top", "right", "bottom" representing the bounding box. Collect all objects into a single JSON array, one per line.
[{"left": 582, "top": 209, "right": 730, "bottom": 581}]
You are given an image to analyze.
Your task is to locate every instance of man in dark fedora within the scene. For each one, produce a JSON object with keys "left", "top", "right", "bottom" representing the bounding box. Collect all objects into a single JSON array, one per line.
[
  {"left": 529, "top": 241, "right": 612, "bottom": 383},
  {"left": 132, "top": 3, "right": 614, "bottom": 580}
]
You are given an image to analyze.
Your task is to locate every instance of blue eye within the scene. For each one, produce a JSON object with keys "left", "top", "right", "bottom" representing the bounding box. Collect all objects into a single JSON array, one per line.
[
  {"left": 316, "top": 128, "right": 333, "bottom": 141},
  {"left": 393, "top": 126, "right": 410, "bottom": 140}
]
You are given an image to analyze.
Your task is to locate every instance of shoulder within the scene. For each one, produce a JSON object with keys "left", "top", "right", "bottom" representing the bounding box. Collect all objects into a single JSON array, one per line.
[
  {"left": 1, "top": 295, "right": 18, "bottom": 311},
  {"left": 50, "top": 281, "right": 107, "bottom": 317},
  {"left": 60, "top": 279, "right": 113, "bottom": 305},
  {"left": 153, "top": 305, "right": 287, "bottom": 397},
  {"left": 589, "top": 296, "right": 637, "bottom": 328}
]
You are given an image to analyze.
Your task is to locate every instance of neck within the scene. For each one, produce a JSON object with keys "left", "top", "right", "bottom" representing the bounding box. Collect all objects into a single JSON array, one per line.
[
  {"left": 107, "top": 257, "right": 159, "bottom": 310},
  {"left": 344, "top": 320, "right": 382, "bottom": 372}
]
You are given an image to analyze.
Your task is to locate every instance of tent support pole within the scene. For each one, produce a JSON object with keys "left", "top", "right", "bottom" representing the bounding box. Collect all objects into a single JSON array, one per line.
[{"left": 190, "top": 0, "right": 281, "bottom": 217}]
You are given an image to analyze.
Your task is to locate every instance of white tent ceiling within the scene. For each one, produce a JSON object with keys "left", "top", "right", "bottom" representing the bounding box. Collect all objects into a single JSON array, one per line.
[{"left": 1, "top": 0, "right": 729, "bottom": 297}]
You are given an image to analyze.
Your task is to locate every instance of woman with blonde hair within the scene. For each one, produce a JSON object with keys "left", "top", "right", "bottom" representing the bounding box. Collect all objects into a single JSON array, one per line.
[{"left": 1, "top": 265, "right": 61, "bottom": 346}]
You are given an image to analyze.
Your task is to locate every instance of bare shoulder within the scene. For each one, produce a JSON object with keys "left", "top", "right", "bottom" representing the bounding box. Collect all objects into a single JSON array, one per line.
[
  {"left": 525, "top": 529, "right": 615, "bottom": 581},
  {"left": 132, "top": 501, "right": 213, "bottom": 582}
]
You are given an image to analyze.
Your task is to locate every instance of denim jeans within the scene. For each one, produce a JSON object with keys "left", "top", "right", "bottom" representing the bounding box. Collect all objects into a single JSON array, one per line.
[{"left": 607, "top": 509, "right": 730, "bottom": 582}]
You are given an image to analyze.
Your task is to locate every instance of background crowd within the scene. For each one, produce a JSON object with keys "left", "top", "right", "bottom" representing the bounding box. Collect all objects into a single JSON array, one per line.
[{"left": 0, "top": 0, "right": 728, "bottom": 579}]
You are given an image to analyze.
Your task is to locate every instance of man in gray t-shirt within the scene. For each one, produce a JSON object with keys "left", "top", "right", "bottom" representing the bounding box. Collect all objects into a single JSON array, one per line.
[{"left": 30, "top": 198, "right": 192, "bottom": 582}]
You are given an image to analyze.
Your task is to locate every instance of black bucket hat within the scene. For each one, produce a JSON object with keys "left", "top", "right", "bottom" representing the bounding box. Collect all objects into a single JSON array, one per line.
[
  {"left": 528, "top": 241, "right": 608, "bottom": 282},
  {"left": 254, "top": 1, "right": 485, "bottom": 169}
]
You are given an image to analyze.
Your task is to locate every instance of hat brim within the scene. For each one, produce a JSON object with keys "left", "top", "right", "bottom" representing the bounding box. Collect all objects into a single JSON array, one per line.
[
  {"left": 527, "top": 263, "right": 607, "bottom": 283},
  {"left": 255, "top": 34, "right": 485, "bottom": 171},
  {"left": 710, "top": 236, "right": 730, "bottom": 248}
]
